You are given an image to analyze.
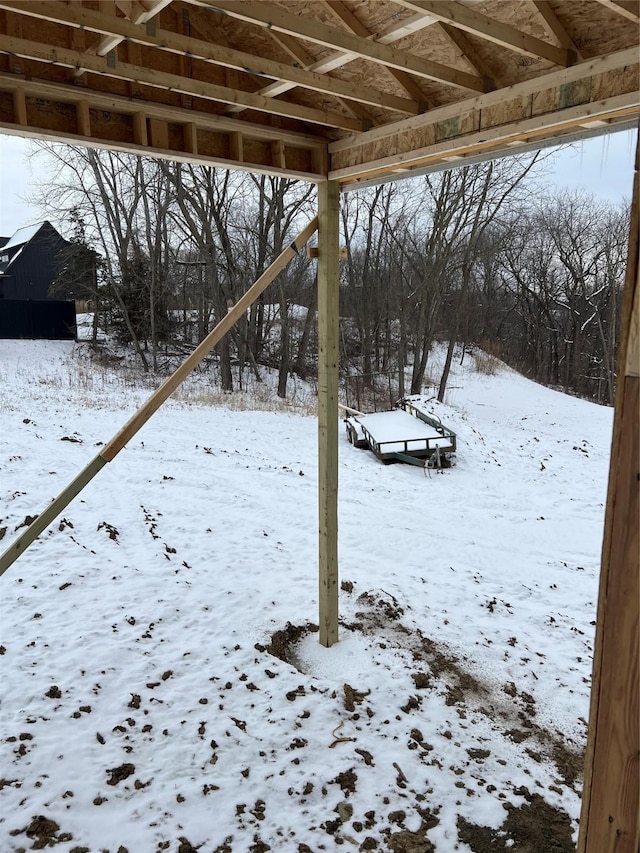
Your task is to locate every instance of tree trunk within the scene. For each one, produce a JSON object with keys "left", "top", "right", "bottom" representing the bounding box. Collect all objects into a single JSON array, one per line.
[{"left": 438, "top": 337, "right": 456, "bottom": 402}]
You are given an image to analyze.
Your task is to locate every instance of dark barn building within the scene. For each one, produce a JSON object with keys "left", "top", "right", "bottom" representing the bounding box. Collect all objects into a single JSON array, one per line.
[{"left": 0, "top": 221, "right": 76, "bottom": 340}]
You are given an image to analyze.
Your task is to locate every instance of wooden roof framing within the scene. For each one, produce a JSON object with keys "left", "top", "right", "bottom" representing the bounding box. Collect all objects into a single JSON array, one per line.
[{"left": 0, "top": 0, "right": 637, "bottom": 184}]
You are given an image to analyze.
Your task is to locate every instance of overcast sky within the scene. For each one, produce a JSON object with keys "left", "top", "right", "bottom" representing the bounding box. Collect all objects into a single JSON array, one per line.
[{"left": 0, "top": 128, "right": 636, "bottom": 238}]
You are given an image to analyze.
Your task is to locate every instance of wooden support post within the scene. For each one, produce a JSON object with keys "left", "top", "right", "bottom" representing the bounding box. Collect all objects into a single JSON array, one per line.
[
  {"left": 317, "top": 179, "right": 340, "bottom": 647},
  {"left": 12, "top": 87, "right": 27, "bottom": 125},
  {"left": 271, "top": 138, "right": 286, "bottom": 170},
  {"left": 0, "top": 218, "right": 319, "bottom": 577},
  {"left": 183, "top": 122, "right": 198, "bottom": 155},
  {"left": 132, "top": 111, "right": 147, "bottom": 146},
  {"left": 148, "top": 117, "right": 168, "bottom": 149},
  {"left": 76, "top": 99, "right": 91, "bottom": 136},
  {"left": 229, "top": 131, "right": 243, "bottom": 163},
  {"left": 577, "top": 132, "right": 639, "bottom": 853}
]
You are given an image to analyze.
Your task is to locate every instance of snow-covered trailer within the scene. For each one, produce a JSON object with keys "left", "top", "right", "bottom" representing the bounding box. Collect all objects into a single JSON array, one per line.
[{"left": 345, "top": 399, "right": 456, "bottom": 466}]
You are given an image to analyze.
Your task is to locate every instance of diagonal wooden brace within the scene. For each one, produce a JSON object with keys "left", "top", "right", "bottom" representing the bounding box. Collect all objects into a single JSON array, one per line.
[{"left": 0, "top": 216, "right": 319, "bottom": 577}]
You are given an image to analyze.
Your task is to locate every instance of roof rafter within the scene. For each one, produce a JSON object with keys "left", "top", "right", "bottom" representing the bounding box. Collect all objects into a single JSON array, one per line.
[
  {"left": 321, "top": 0, "right": 428, "bottom": 104},
  {"left": 592, "top": 0, "right": 640, "bottom": 22},
  {"left": 88, "top": 0, "right": 172, "bottom": 57},
  {"left": 189, "top": 0, "right": 488, "bottom": 93},
  {"left": 238, "top": 29, "right": 377, "bottom": 123},
  {"left": 0, "top": 1, "right": 420, "bottom": 117},
  {"left": 392, "top": 0, "right": 573, "bottom": 66},
  {"left": 437, "top": 24, "right": 503, "bottom": 88},
  {"left": 213, "top": 8, "right": 449, "bottom": 122},
  {"left": 531, "top": 1, "right": 584, "bottom": 61}
]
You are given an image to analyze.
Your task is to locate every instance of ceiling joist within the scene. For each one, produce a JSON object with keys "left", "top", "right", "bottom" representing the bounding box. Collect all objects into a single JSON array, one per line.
[
  {"left": 243, "top": 29, "right": 378, "bottom": 124},
  {"left": 87, "top": 0, "right": 172, "bottom": 58},
  {"left": 224, "top": 9, "right": 443, "bottom": 120},
  {"left": 0, "top": 32, "right": 365, "bottom": 131}
]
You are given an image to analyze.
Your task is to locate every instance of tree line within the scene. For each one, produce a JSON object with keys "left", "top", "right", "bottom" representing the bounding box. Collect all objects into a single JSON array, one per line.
[{"left": 35, "top": 143, "right": 629, "bottom": 407}]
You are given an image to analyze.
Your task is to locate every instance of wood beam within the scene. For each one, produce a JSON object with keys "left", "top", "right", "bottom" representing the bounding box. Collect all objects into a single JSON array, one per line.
[
  {"left": 183, "top": 122, "right": 198, "bottom": 155},
  {"left": 0, "top": 217, "right": 320, "bottom": 577},
  {"left": 0, "top": 72, "right": 327, "bottom": 181},
  {"left": 577, "top": 130, "right": 640, "bottom": 853},
  {"left": 393, "top": 0, "right": 573, "bottom": 66},
  {"left": 229, "top": 130, "right": 243, "bottom": 163},
  {"left": 331, "top": 93, "right": 640, "bottom": 185},
  {"left": 330, "top": 47, "right": 640, "bottom": 154},
  {"left": 197, "top": 1, "right": 487, "bottom": 93},
  {"left": 91, "top": 0, "right": 172, "bottom": 57},
  {"left": 592, "top": 0, "right": 640, "bottom": 23},
  {"left": 220, "top": 8, "right": 444, "bottom": 119},
  {"left": 322, "top": 0, "right": 429, "bottom": 104},
  {"left": 11, "top": 86, "right": 26, "bottom": 125},
  {"left": 76, "top": 99, "right": 91, "bottom": 136},
  {"left": 531, "top": 1, "right": 584, "bottom": 61},
  {"left": 329, "top": 48, "right": 640, "bottom": 184},
  {"left": 271, "top": 138, "right": 286, "bottom": 170},
  {"left": 437, "top": 24, "right": 502, "bottom": 87},
  {"left": 374, "top": 10, "right": 437, "bottom": 41},
  {"left": 0, "top": 34, "right": 363, "bottom": 132},
  {"left": 218, "top": 28, "right": 375, "bottom": 123},
  {"left": 317, "top": 179, "right": 340, "bottom": 648},
  {"left": 224, "top": 28, "right": 376, "bottom": 122},
  {"left": 0, "top": 70, "right": 325, "bottom": 149}
]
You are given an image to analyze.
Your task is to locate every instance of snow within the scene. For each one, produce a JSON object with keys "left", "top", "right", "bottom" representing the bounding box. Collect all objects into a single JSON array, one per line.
[
  {"left": 0, "top": 340, "right": 613, "bottom": 852},
  {"left": 0, "top": 222, "right": 43, "bottom": 252},
  {"left": 356, "top": 410, "right": 445, "bottom": 443}
]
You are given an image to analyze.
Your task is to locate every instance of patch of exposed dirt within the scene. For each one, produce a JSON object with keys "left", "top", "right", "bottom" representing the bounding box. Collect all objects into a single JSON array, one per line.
[
  {"left": 256, "top": 622, "right": 318, "bottom": 664},
  {"left": 343, "top": 683, "right": 370, "bottom": 711},
  {"left": 344, "top": 591, "right": 584, "bottom": 790},
  {"left": 9, "top": 815, "right": 73, "bottom": 848},
  {"left": 387, "top": 829, "right": 435, "bottom": 852},
  {"left": 331, "top": 768, "right": 358, "bottom": 795},
  {"left": 551, "top": 740, "right": 584, "bottom": 789},
  {"left": 457, "top": 792, "right": 575, "bottom": 852},
  {"left": 106, "top": 763, "right": 135, "bottom": 786},
  {"left": 383, "top": 810, "right": 439, "bottom": 853},
  {"left": 253, "top": 596, "right": 582, "bottom": 853},
  {"left": 356, "top": 591, "right": 405, "bottom": 621}
]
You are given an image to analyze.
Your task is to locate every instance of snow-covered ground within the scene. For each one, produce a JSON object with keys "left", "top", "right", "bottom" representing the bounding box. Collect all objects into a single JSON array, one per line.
[{"left": 0, "top": 340, "right": 613, "bottom": 853}]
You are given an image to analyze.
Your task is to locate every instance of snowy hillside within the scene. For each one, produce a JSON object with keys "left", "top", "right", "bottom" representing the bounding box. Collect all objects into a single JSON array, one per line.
[{"left": 0, "top": 341, "right": 613, "bottom": 853}]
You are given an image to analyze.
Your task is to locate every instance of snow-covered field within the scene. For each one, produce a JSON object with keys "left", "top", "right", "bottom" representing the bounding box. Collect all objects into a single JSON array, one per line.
[{"left": 0, "top": 340, "right": 613, "bottom": 853}]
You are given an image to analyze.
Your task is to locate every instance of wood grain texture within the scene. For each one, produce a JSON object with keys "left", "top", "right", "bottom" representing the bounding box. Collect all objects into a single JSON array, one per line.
[
  {"left": 317, "top": 180, "right": 340, "bottom": 648},
  {"left": 578, "top": 130, "right": 640, "bottom": 853}
]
